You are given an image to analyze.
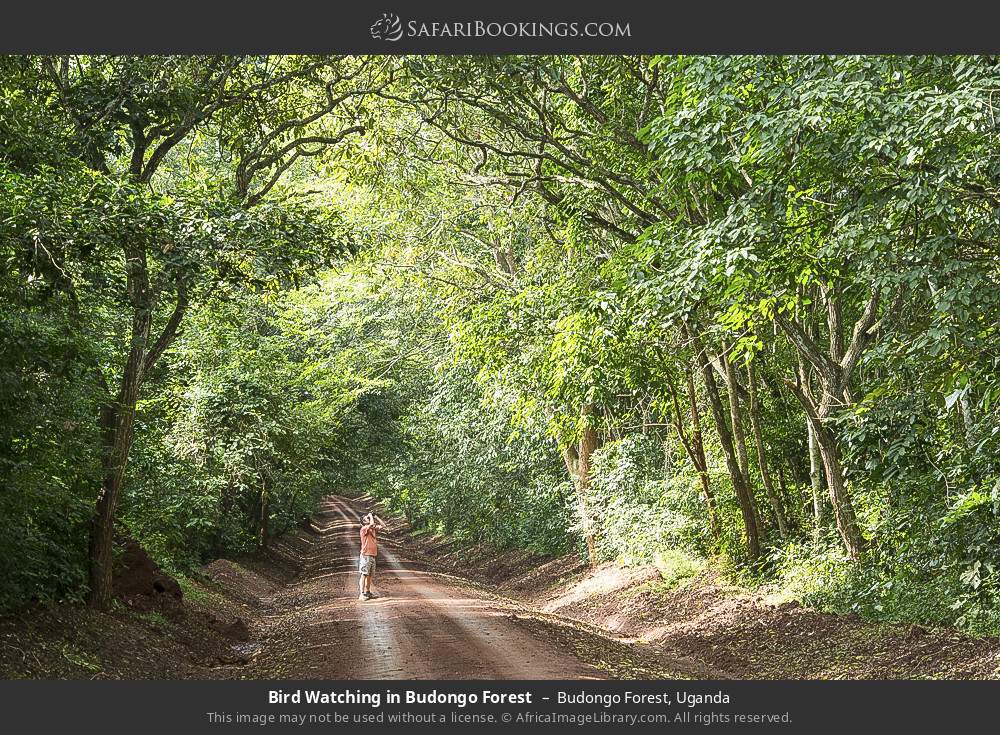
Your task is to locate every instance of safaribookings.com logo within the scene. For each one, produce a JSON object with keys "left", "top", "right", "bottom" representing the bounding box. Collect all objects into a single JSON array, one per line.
[
  {"left": 370, "top": 13, "right": 404, "bottom": 41},
  {"left": 370, "top": 13, "right": 631, "bottom": 41}
]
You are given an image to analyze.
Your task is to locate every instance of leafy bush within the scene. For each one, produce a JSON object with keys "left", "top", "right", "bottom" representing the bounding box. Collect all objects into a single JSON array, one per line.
[
  {"left": 590, "top": 436, "right": 710, "bottom": 565},
  {"left": 771, "top": 482, "right": 1000, "bottom": 636}
]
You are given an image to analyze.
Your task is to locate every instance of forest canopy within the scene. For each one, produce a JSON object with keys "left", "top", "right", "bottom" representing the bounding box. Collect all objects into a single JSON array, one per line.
[{"left": 2, "top": 54, "right": 999, "bottom": 634}]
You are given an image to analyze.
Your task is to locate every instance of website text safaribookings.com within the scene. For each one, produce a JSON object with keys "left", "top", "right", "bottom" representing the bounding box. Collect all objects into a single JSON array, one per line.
[{"left": 405, "top": 20, "right": 632, "bottom": 38}]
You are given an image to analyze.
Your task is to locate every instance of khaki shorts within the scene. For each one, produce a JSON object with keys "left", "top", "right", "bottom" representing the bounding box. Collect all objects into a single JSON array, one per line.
[{"left": 359, "top": 554, "right": 377, "bottom": 576}]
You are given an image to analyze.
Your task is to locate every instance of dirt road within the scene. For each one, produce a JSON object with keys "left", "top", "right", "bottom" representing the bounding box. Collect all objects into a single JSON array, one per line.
[{"left": 246, "top": 495, "right": 637, "bottom": 679}]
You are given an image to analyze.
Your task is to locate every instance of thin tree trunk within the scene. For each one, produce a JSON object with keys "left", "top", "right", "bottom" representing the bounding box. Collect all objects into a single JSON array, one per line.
[
  {"left": 810, "top": 418, "right": 865, "bottom": 558},
  {"left": 785, "top": 376, "right": 865, "bottom": 558},
  {"left": 257, "top": 482, "right": 270, "bottom": 549},
  {"left": 797, "top": 353, "right": 826, "bottom": 537},
  {"left": 561, "top": 406, "right": 600, "bottom": 567},
  {"left": 776, "top": 463, "right": 797, "bottom": 530},
  {"left": 722, "top": 350, "right": 752, "bottom": 490},
  {"left": 666, "top": 368, "right": 720, "bottom": 540},
  {"left": 807, "top": 419, "right": 825, "bottom": 536},
  {"left": 785, "top": 380, "right": 865, "bottom": 558},
  {"left": 576, "top": 406, "right": 600, "bottom": 567},
  {"left": 747, "top": 360, "right": 789, "bottom": 539},
  {"left": 87, "top": 260, "right": 187, "bottom": 609},
  {"left": 689, "top": 328, "right": 761, "bottom": 557},
  {"left": 778, "top": 286, "right": 891, "bottom": 558},
  {"left": 686, "top": 369, "right": 719, "bottom": 540},
  {"left": 87, "top": 283, "right": 152, "bottom": 608}
]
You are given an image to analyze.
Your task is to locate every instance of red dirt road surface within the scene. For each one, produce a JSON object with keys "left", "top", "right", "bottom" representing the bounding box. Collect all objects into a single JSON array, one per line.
[{"left": 240, "top": 496, "right": 686, "bottom": 680}]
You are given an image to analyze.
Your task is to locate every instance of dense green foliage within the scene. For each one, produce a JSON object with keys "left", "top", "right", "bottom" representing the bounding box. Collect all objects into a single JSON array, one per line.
[{"left": 2, "top": 55, "right": 1000, "bottom": 635}]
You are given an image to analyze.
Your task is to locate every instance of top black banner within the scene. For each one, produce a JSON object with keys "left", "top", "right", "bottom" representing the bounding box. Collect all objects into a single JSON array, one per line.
[{"left": 4, "top": 0, "right": 1000, "bottom": 54}]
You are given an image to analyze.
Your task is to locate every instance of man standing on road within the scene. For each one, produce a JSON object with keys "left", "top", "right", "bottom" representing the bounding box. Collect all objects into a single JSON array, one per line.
[{"left": 359, "top": 512, "right": 385, "bottom": 601}]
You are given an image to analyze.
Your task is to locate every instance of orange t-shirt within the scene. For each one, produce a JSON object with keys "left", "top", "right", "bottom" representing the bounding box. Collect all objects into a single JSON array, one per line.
[{"left": 360, "top": 524, "right": 378, "bottom": 556}]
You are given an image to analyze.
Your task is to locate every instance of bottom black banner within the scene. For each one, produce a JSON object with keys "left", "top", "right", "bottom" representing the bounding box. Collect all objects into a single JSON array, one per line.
[{"left": 1, "top": 680, "right": 992, "bottom": 733}]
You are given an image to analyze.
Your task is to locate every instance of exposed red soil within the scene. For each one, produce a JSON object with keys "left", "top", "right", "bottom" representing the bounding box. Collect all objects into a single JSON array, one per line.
[
  {"left": 112, "top": 538, "right": 184, "bottom": 614},
  {"left": 0, "top": 577, "right": 253, "bottom": 679},
  {"left": 0, "top": 521, "right": 319, "bottom": 679}
]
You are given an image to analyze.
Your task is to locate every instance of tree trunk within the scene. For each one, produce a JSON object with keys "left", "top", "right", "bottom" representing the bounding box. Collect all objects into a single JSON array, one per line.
[
  {"left": 797, "top": 355, "right": 826, "bottom": 536},
  {"left": 87, "top": 286, "right": 153, "bottom": 608},
  {"left": 747, "top": 360, "right": 789, "bottom": 539},
  {"left": 776, "top": 463, "right": 797, "bottom": 529},
  {"left": 561, "top": 406, "right": 600, "bottom": 567},
  {"left": 685, "top": 369, "right": 719, "bottom": 540},
  {"left": 807, "top": 419, "right": 825, "bottom": 537},
  {"left": 86, "top": 254, "right": 187, "bottom": 609},
  {"left": 722, "top": 350, "right": 753, "bottom": 491},
  {"left": 257, "top": 482, "right": 269, "bottom": 549},
  {"left": 576, "top": 406, "right": 600, "bottom": 566},
  {"left": 690, "top": 329, "right": 761, "bottom": 557},
  {"left": 810, "top": 418, "right": 865, "bottom": 558},
  {"left": 785, "top": 376, "right": 865, "bottom": 558},
  {"left": 778, "top": 286, "right": 890, "bottom": 557},
  {"left": 666, "top": 368, "right": 720, "bottom": 541}
]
